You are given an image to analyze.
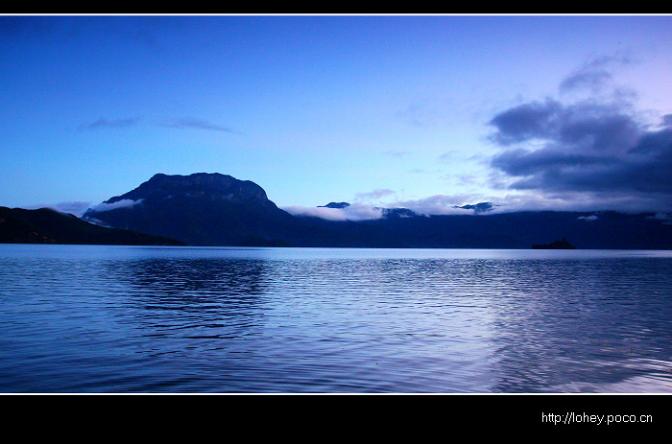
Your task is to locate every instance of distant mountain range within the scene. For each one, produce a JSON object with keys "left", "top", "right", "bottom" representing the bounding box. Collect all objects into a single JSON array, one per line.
[
  {"left": 0, "top": 206, "right": 180, "bottom": 245},
  {"left": 70, "top": 172, "right": 672, "bottom": 249},
  {"left": 319, "top": 201, "right": 419, "bottom": 219}
]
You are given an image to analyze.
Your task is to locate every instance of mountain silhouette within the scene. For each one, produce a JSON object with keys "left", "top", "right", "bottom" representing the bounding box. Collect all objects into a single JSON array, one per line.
[
  {"left": 318, "top": 202, "right": 351, "bottom": 209},
  {"left": 83, "top": 173, "right": 296, "bottom": 246},
  {"left": 0, "top": 206, "right": 180, "bottom": 245},
  {"left": 316, "top": 202, "right": 418, "bottom": 219},
  {"left": 80, "top": 172, "right": 672, "bottom": 249}
]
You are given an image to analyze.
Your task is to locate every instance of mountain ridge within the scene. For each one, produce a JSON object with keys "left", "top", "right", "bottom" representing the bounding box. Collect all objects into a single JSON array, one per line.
[
  {"left": 79, "top": 172, "right": 672, "bottom": 249},
  {"left": 83, "top": 172, "right": 295, "bottom": 246},
  {"left": 0, "top": 206, "right": 181, "bottom": 245}
]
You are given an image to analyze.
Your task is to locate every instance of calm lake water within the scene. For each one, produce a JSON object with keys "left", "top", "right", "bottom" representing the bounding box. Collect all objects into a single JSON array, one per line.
[{"left": 1, "top": 244, "right": 672, "bottom": 393}]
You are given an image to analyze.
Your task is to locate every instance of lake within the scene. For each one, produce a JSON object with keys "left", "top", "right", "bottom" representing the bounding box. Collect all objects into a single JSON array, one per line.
[{"left": 1, "top": 244, "right": 672, "bottom": 392}]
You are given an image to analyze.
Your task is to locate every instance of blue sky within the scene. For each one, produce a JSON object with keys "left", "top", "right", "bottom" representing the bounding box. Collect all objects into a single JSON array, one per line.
[{"left": 1, "top": 15, "right": 671, "bottom": 216}]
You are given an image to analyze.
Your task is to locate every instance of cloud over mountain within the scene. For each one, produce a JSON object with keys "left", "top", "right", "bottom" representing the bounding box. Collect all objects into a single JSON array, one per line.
[
  {"left": 22, "top": 201, "right": 92, "bottom": 217},
  {"left": 90, "top": 199, "right": 143, "bottom": 212},
  {"left": 392, "top": 195, "right": 481, "bottom": 216},
  {"left": 283, "top": 204, "right": 383, "bottom": 221}
]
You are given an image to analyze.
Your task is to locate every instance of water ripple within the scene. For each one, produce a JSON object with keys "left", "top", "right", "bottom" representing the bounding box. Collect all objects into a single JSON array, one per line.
[{"left": 1, "top": 245, "right": 672, "bottom": 392}]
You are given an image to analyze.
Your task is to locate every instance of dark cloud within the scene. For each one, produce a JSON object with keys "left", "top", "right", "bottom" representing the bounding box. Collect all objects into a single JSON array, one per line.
[
  {"left": 484, "top": 53, "right": 672, "bottom": 213},
  {"left": 79, "top": 117, "right": 140, "bottom": 130},
  {"left": 489, "top": 98, "right": 672, "bottom": 210},
  {"left": 492, "top": 149, "right": 614, "bottom": 178},
  {"left": 489, "top": 99, "right": 563, "bottom": 145},
  {"left": 559, "top": 54, "right": 632, "bottom": 94},
  {"left": 489, "top": 99, "right": 640, "bottom": 151},
  {"left": 80, "top": 116, "right": 237, "bottom": 133},
  {"left": 163, "top": 118, "right": 236, "bottom": 133},
  {"left": 560, "top": 68, "right": 612, "bottom": 94}
]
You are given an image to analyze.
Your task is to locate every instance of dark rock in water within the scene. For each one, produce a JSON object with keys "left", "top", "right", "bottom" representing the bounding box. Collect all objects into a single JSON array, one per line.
[
  {"left": 0, "top": 206, "right": 180, "bottom": 245},
  {"left": 319, "top": 202, "right": 351, "bottom": 209},
  {"left": 532, "top": 238, "right": 576, "bottom": 249}
]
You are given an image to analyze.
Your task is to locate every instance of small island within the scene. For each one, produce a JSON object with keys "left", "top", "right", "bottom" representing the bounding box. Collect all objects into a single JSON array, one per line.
[{"left": 532, "top": 238, "right": 576, "bottom": 249}]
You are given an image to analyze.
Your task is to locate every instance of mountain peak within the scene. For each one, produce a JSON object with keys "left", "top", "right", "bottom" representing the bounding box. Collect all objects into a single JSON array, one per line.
[
  {"left": 101, "top": 172, "right": 272, "bottom": 205},
  {"left": 149, "top": 172, "right": 232, "bottom": 182},
  {"left": 145, "top": 172, "right": 246, "bottom": 188},
  {"left": 318, "top": 202, "right": 351, "bottom": 209},
  {"left": 381, "top": 207, "right": 417, "bottom": 219},
  {"left": 82, "top": 172, "right": 291, "bottom": 246},
  {"left": 0, "top": 206, "right": 179, "bottom": 245},
  {"left": 455, "top": 202, "right": 494, "bottom": 214}
]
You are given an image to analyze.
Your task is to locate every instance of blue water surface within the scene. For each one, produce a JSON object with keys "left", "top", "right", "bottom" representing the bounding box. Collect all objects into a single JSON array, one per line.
[{"left": 1, "top": 245, "right": 672, "bottom": 392}]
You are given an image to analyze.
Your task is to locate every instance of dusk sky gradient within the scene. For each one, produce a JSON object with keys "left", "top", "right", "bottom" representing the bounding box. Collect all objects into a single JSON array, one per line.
[{"left": 1, "top": 15, "right": 671, "bottom": 216}]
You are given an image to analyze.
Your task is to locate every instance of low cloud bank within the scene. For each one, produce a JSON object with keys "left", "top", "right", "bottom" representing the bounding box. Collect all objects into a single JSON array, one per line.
[
  {"left": 391, "top": 191, "right": 669, "bottom": 216},
  {"left": 578, "top": 214, "right": 599, "bottom": 221},
  {"left": 285, "top": 196, "right": 501, "bottom": 221},
  {"left": 22, "top": 201, "right": 92, "bottom": 217},
  {"left": 89, "top": 199, "right": 143, "bottom": 213},
  {"left": 393, "top": 195, "right": 487, "bottom": 216},
  {"left": 283, "top": 204, "right": 384, "bottom": 221}
]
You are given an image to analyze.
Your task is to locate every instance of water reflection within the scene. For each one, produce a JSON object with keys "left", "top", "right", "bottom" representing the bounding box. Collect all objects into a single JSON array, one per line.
[
  {"left": 1, "top": 245, "right": 672, "bottom": 392},
  {"left": 112, "top": 258, "right": 269, "bottom": 308},
  {"left": 486, "top": 259, "right": 672, "bottom": 392},
  {"left": 104, "top": 258, "right": 271, "bottom": 352}
]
